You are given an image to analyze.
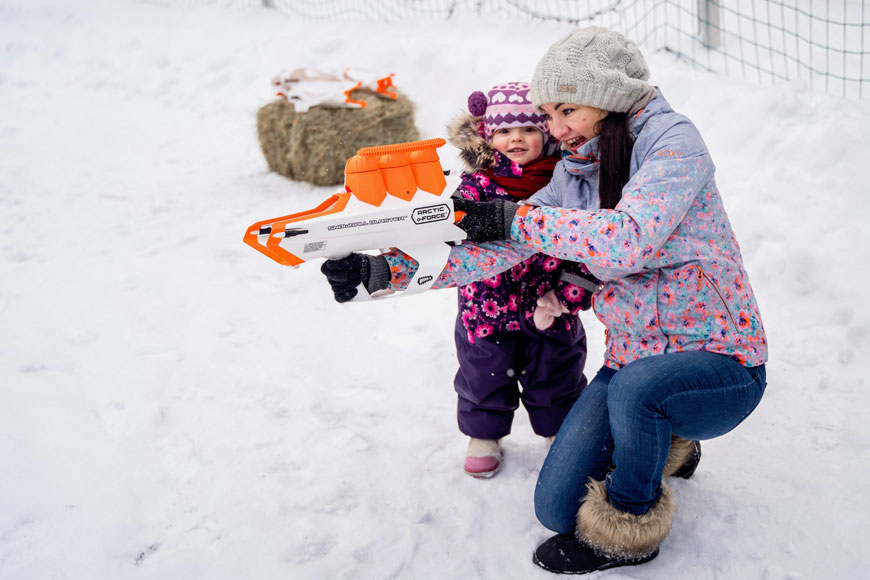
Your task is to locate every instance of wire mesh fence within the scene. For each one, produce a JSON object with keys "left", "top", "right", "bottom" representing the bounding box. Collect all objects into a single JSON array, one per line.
[
  {"left": 661, "top": 0, "right": 868, "bottom": 98},
  {"left": 259, "top": 0, "right": 869, "bottom": 98},
  {"left": 263, "top": 0, "right": 632, "bottom": 24}
]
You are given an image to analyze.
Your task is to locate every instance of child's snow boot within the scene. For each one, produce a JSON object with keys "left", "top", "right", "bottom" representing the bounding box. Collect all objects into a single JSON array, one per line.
[
  {"left": 663, "top": 436, "right": 702, "bottom": 479},
  {"left": 533, "top": 479, "right": 675, "bottom": 574},
  {"left": 464, "top": 438, "right": 502, "bottom": 478}
]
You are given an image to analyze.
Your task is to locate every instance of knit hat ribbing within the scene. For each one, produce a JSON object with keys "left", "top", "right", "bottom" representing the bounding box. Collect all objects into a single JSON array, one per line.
[
  {"left": 529, "top": 27, "right": 651, "bottom": 113},
  {"left": 467, "top": 82, "right": 549, "bottom": 141}
]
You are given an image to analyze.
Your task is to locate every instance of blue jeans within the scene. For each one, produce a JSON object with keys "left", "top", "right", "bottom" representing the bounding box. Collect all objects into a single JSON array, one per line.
[{"left": 534, "top": 350, "right": 766, "bottom": 533}]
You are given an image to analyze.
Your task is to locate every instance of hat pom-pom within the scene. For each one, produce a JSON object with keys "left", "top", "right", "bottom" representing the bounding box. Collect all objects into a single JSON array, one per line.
[{"left": 467, "top": 91, "right": 488, "bottom": 116}]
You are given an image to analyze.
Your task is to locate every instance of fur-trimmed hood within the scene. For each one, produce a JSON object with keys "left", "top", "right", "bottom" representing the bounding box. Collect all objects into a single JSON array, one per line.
[{"left": 446, "top": 112, "right": 495, "bottom": 174}]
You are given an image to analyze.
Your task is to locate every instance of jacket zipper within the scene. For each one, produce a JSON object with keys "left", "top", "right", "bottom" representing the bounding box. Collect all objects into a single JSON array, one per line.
[{"left": 697, "top": 266, "right": 738, "bottom": 327}]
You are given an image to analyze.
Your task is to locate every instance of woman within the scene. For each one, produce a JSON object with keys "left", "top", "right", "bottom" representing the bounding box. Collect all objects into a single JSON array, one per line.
[{"left": 320, "top": 26, "right": 768, "bottom": 574}]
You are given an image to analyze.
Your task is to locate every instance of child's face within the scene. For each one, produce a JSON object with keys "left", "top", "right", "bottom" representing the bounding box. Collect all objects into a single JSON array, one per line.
[
  {"left": 539, "top": 102, "right": 609, "bottom": 154},
  {"left": 490, "top": 126, "right": 545, "bottom": 166}
]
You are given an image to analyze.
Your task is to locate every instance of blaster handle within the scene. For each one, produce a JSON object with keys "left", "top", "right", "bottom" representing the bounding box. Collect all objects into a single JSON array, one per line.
[{"left": 347, "top": 241, "right": 454, "bottom": 302}]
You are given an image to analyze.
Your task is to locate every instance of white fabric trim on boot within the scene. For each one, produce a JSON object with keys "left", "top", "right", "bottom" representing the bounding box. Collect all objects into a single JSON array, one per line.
[
  {"left": 576, "top": 479, "right": 676, "bottom": 560},
  {"left": 464, "top": 438, "right": 502, "bottom": 478},
  {"left": 466, "top": 437, "right": 501, "bottom": 458}
]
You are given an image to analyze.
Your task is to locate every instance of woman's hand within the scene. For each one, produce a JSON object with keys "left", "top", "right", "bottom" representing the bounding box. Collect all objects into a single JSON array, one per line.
[{"left": 452, "top": 198, "right": 519, "bottom": 243}]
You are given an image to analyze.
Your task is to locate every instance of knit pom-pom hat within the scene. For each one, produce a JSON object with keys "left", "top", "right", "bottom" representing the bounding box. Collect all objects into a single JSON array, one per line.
[
  {"left": 530, "top": 27, "right": 651, "bottom": 113},
  {"left": 467, "top": 82, "right": 549, "bottom": 141}
]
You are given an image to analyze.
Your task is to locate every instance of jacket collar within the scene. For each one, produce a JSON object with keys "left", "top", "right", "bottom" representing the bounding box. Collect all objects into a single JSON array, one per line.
[
  {"left": 627, "top": 87, "right": 671, "bottom": 137},
  {"left": 491, "top": 150, "right": 522, "bottom": 177}
]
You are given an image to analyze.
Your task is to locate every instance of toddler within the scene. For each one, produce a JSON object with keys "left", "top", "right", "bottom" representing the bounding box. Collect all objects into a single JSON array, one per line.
[{"left": 447, "top": 82, "right": 599, "bottom": 478}]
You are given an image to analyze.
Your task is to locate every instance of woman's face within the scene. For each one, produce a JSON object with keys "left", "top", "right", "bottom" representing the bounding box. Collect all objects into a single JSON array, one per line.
[{"left": 539, "top": 102, "right": 609, "bottom": 154}]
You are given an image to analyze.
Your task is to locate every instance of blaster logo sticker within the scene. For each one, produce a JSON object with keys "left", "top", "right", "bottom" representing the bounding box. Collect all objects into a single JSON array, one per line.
[
  {"left": 304, "top": 241, "right": 327, "bottom": 254},
  {"left": 417, "top": 275, "right": 433, "bottom": 286},
  {"left": 412, "top": 204, "right": 450, "bottom": 225}
]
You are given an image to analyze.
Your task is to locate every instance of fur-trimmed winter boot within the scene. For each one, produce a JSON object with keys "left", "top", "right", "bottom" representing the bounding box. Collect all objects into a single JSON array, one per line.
[
  {"left": 663, "top": 436, "right": 702, "bottom": 479},
  {"left": 464, "top": 438, "right": 502, "bottom": 478},
  {"left": 533, "top": 479, "right": 676, "bottom": 574}
]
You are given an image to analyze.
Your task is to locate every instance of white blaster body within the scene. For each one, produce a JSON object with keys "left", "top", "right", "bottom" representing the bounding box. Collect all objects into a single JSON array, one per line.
[{"left": 243, "top": 138, "right": 467, "bottom": 299}]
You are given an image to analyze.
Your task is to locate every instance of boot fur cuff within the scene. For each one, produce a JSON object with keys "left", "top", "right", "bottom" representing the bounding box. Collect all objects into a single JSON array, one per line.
[
  {"left": 663, "top": 436, "right": 695, "bottom": 477},
  {"left": 576, "top": 479, "right": 676, "bottom": 560}
]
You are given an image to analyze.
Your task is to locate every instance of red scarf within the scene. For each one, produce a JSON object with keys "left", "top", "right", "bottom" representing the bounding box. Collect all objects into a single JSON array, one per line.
[{"left": 487, "top": 155, "right": 560, "bottom": 200}]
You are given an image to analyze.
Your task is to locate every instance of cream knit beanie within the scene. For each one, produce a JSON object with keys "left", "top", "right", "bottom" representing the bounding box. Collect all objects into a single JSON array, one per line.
[{"left": 530, "top": 27, "right": 651, "bottom": 113}]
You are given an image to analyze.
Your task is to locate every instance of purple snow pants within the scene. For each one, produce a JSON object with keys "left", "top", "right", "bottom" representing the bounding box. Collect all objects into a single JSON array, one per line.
[{"left": 453, "top": 318, "right": 588, "bottom": 439}]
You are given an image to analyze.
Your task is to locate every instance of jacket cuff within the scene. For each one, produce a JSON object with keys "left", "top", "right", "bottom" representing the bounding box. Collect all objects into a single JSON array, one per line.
[
  {"left": 503, "top": 201, "right": 520, "bottom": 239},
  {"left": 364, "top": 254, "right": 392, "bottom": 293}
]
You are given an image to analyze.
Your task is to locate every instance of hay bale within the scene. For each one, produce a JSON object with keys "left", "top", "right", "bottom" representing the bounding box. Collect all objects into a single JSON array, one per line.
[{"left": 256, "top": 89, "right": 420, "bottom": 186}]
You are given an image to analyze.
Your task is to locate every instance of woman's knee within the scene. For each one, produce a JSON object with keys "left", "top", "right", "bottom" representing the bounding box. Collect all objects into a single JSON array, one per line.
[
  {"left": 534, "top": 444, "right": 611, "bottom": 534},
  {"left": 534, "top": 483, "right": 578, "bottom": 534}
]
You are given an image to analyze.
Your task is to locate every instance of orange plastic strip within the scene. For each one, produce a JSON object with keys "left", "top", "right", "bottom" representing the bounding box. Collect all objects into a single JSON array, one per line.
[
  {"left": 356, "top": 137, "right": 446, "bottom": 157},
  {"left": 375, "top": 74, "right": 397, "bottom": 99},
  {"left": 343, "top": 81, "right": 367, "bottom": 108},
  {"left": 243, "top": 192, "right": 351, "bottom": 266}
]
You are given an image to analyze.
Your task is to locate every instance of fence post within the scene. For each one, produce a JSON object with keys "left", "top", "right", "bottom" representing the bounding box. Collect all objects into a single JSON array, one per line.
[{"left": 698, "top": 0, "right": 721, "bottom": 48}]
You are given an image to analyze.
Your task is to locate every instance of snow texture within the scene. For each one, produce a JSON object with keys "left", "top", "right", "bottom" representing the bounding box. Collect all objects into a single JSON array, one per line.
[{"left": 1, "top": 1, "right": 869, "bottom": 578}]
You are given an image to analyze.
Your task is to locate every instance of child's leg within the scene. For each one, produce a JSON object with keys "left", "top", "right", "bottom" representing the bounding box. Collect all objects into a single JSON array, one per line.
[
  {"left": 518, "top": 329, "right": 588, "bottom": 438},
  {"left": 453, "top": 321, "right": 522, "bottom": 440}
]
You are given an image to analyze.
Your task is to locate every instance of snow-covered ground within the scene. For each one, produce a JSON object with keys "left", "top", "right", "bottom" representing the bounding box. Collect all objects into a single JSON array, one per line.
[{"left": 1, "top": 1, "right": 869, "bottom": 578}]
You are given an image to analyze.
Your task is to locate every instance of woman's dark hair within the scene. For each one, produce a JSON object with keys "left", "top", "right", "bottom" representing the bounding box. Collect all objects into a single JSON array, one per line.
[{"left": 596, "top": 112, "right": 633, "bottom": 210}]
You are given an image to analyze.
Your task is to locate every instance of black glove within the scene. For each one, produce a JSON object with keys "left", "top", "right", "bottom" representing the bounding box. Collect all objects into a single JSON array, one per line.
[
  {"left": 320, "top": 253, "right": 391, "bottom": 303},
  {"left": 452, "top": 198, "right": 519, "bottom": 243}
]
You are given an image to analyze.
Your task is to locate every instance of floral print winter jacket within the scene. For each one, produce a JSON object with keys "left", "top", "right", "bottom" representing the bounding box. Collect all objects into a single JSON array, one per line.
[{"left": 383, "top": 90, "right": 768, "bottom": 368}]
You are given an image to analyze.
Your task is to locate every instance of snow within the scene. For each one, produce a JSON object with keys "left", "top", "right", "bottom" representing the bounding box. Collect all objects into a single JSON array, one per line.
[{"left": 1, "top": 1, "right": 869, "bottom": 578}]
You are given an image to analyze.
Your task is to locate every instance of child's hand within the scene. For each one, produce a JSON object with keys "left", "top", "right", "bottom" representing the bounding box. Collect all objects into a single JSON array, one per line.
[
  {"left": 533, "top": 290, "right": 571, "bottom": 330},
  {"left": 320, "top": 253, "right": 391, "bottom": 303}
]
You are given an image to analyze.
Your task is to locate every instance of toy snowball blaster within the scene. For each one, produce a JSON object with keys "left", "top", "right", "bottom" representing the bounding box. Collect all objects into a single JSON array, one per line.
[{"left": 243, "top": 138, "right": 467, "bottom": 299}]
